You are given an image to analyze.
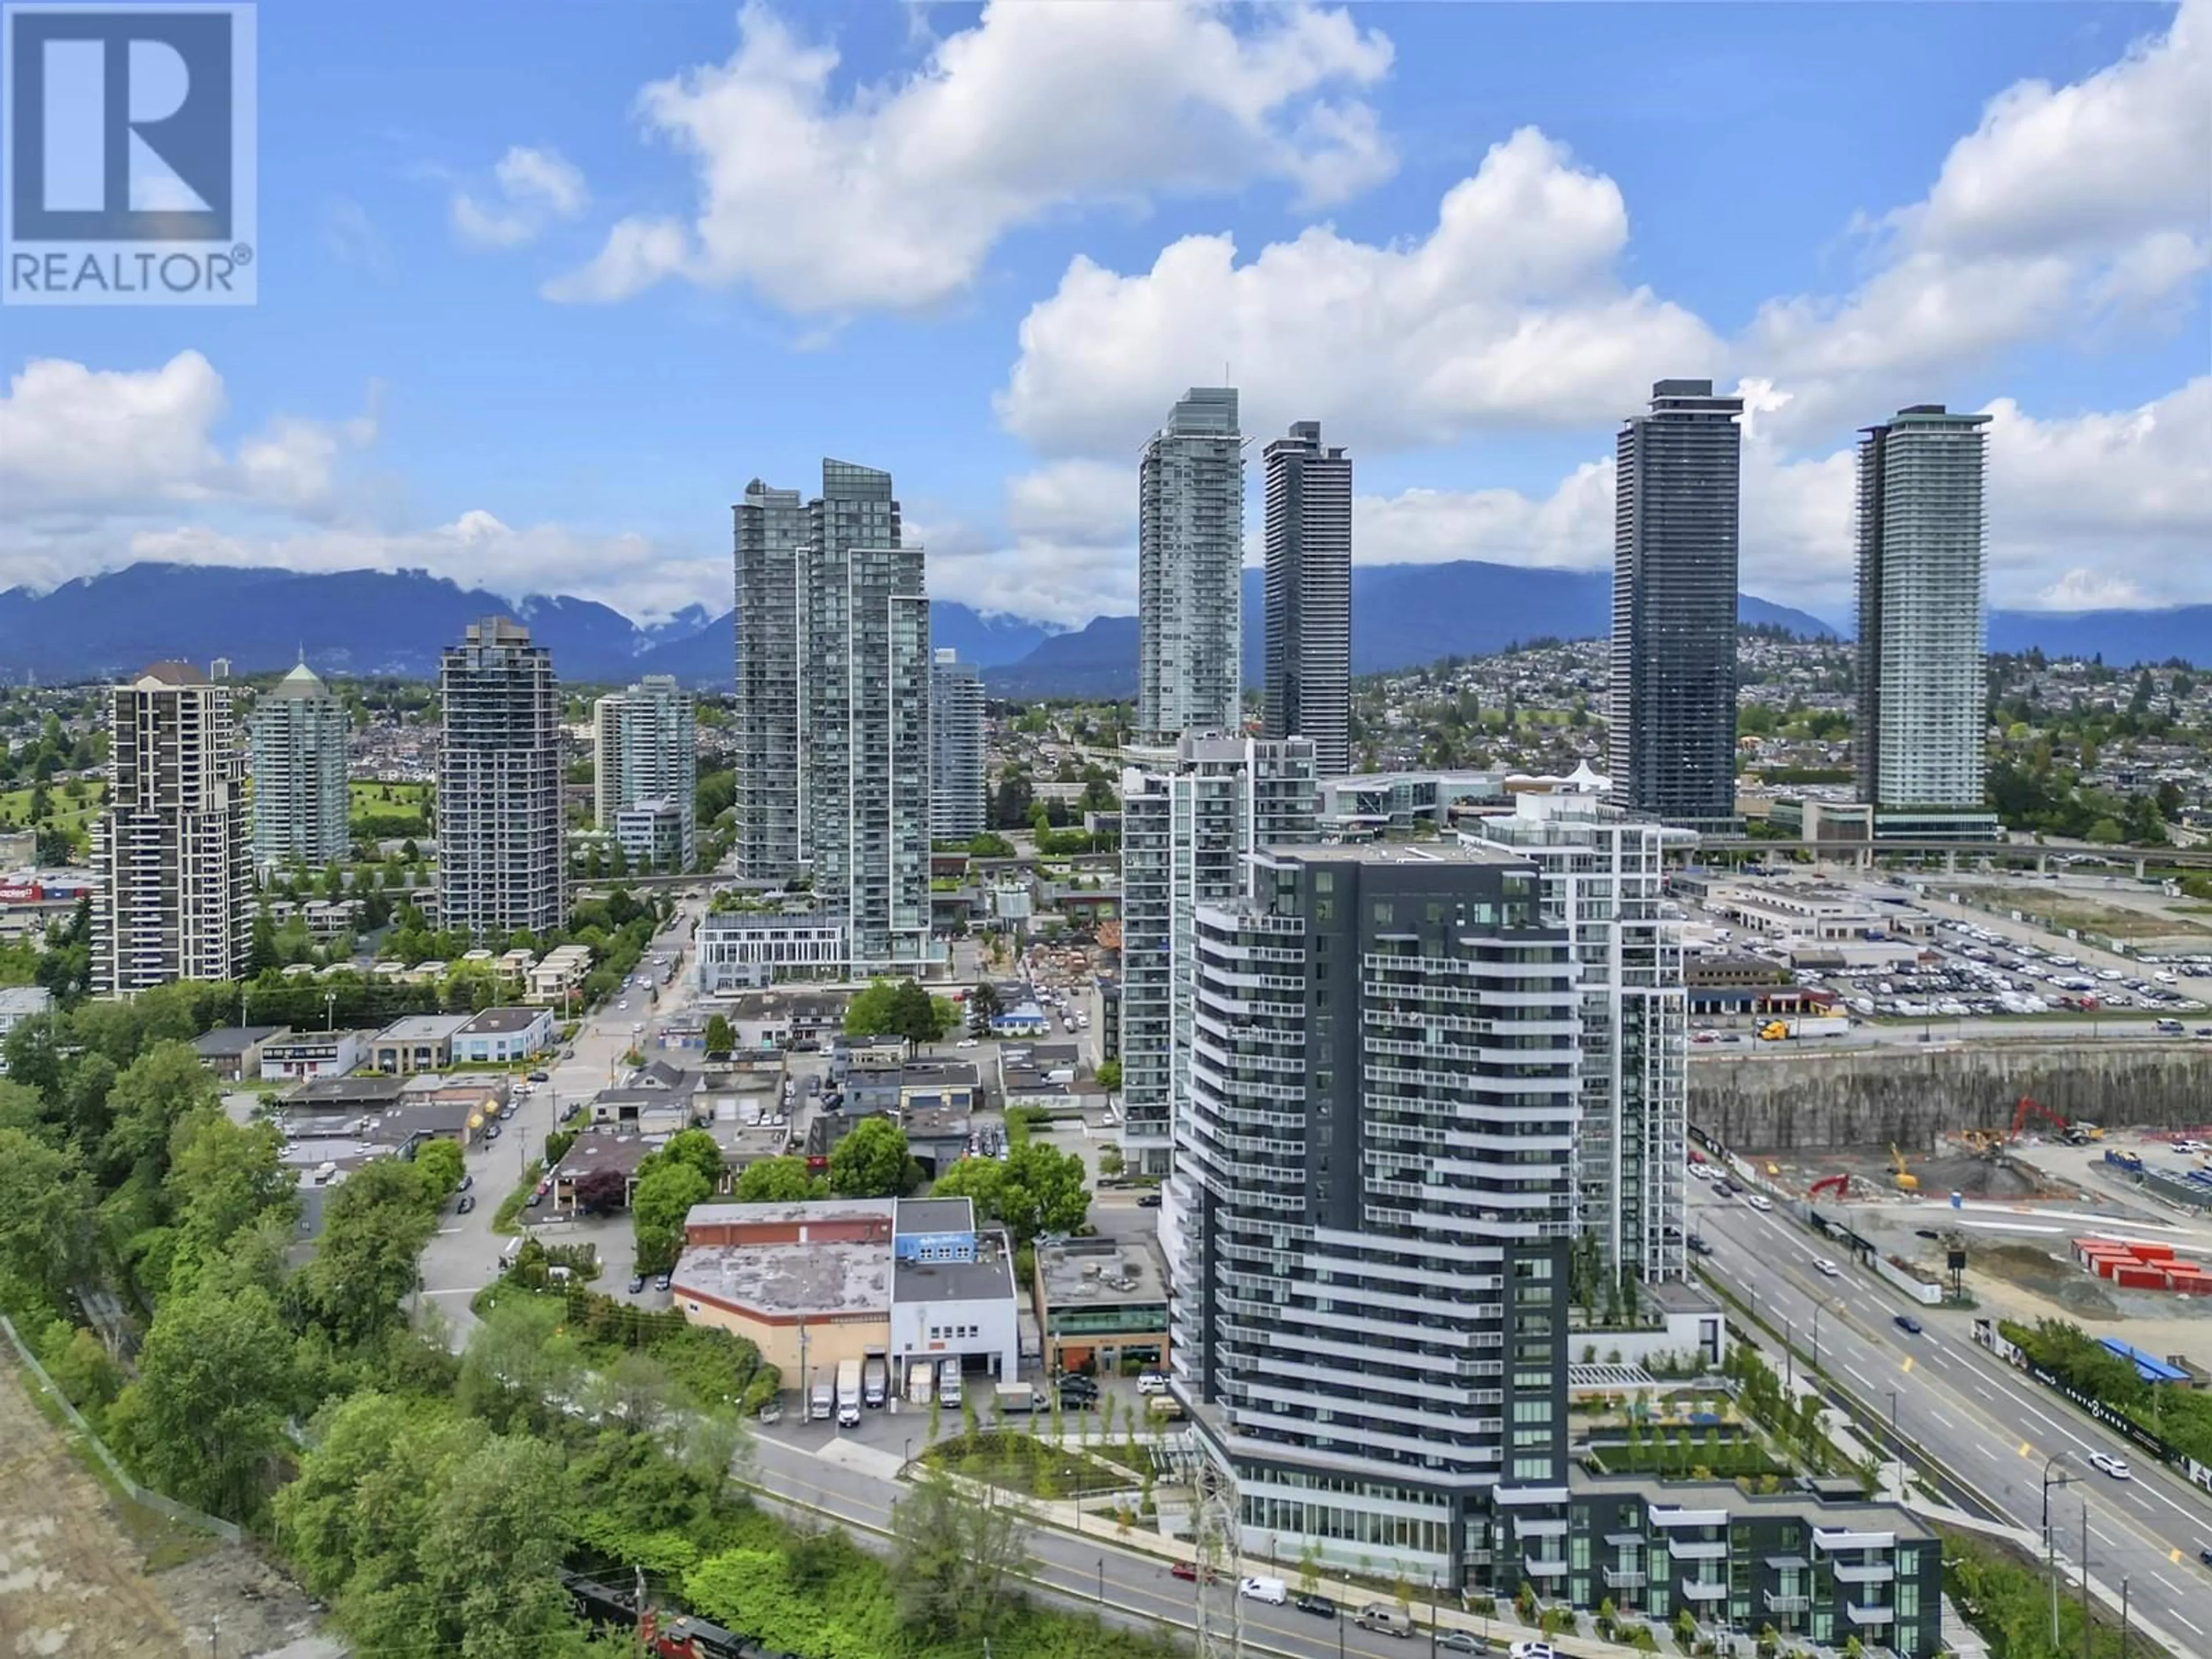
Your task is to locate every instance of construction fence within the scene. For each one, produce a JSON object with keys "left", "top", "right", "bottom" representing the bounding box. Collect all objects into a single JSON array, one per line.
[{"left": 0, "top": 1310, "right": 243, "bottom": 1544}]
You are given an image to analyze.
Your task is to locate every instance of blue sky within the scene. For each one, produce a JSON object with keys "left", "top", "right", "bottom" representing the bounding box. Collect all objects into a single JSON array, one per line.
[{"left": 2, "top": 0, "right": 2205, "bottom": 629}]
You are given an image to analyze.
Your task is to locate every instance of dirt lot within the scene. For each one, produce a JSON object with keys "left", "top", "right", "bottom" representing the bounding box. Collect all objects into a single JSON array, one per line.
[
  {"left": 1953, "top": 884, "right": 2212, "bottom": 944},
  {"left": 0, "top": 1356, "right": 332, "bottom": 1659}
]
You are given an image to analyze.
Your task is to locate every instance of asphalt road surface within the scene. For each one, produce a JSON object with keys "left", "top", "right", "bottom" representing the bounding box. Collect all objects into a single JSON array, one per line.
[
  {"left": 416, "top": 897, "right": 709, "bottom": 1340},
  {"left": 1691, "top": 1186, "right": 2212, "bottom": 1645}
]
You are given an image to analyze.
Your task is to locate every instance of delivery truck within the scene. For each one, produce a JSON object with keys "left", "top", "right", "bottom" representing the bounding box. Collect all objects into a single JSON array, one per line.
[
  {"left": 862, "top": 1355, "right": 888, "bottom": 1408},
  {"left": 835, "top": 1358, "right": 862, "bottom": 1427},
  {"left": 808, "top": 1377, "right": 834, "bottom": 1422}
]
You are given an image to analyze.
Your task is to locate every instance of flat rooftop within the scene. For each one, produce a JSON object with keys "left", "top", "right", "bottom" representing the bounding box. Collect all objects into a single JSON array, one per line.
[
  {"left": 893, "top": 1244, "right": 1014, "bottom": 1304},
  {"left": 1570, "top": 1471, "right": 1936, "bottom": 1540},
  {"left": 376, "top": 1013, "right": 473, "bottom": 1041},
  {"left": 1643, "top": 1279, "right": 1724, "bottom": 1316},
  {"left": 1261, "top": 840, "right": 1526, "bottom": 868},
  {"left": 689, "top": 1198, "right": 896, "bottom": 1228},
  {"left": 1037, "top": 1236, "right": 1168, "bottom": 1308},
  {"left": 674, "top": 1238, "right": 892, "bottom": 1319},
  {"left": 896, "top": 1196, "right": 974, "bottom": 1234}
]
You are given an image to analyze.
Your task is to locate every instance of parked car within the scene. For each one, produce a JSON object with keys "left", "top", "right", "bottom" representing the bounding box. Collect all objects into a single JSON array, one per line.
[
  {"left": 524, "top": 1189, "right": 543, "bottom": 1208},
  {"left": 455, "top": 1194, "right": 476, "bottom": 1215},
  {"left": 457, "top": 1173, "right": 474, "bottom": 1192},
  {"left": 756, "top": 1399, "right": 783, "bottom": 1425},
  {"left": 1137, "top": 1371, "right": 1169, "bottom": 1395},
  {"left": 628, "top": 1274, "right": 646, "bottom": 1294},
  {"left": 1686, "top": 1234, "right": 1713, "bottom": 1255},
  {"left": 1293, "top": 1594, "right": 1336, "bottom": 1619},
  {"left": 484, "top": 1123, "right": 501, "bottom": 1141},
  {"left": 1893, "top": 1314, "right": 1923, "bottom": 1335},
  {"left": 654, "top": 1272, "right": 672, "bottom": 1292},
  {"left": 1137, "top": 1192, "right": 1163, "bottom": 1208}
]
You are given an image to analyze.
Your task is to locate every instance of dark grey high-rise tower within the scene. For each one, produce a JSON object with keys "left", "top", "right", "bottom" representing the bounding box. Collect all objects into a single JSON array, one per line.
[
  {"left": 734, "top": 479, "right": 807, "bottom": 882},
  {"left": 1608, "top": 378, "right": 1744, "bottom": 831},
  {"left": 1169, "top": 841, "right": 1578, "bottom": 1590},
  {"left": 1262, "top": 421, "right": 1353, "bottom": 775}
]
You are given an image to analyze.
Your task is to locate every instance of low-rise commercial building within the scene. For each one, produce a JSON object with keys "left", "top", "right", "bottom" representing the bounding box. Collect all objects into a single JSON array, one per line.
[
  {"left": 1035, "top": 1235, "right": 1170, "bottom": 1377},
  {"left": 551, "top": 1128, "right": 659, "bottom": 1214},
  {"left": 527, "top": 944, "right": 594, "bottom": 1006},
  {"left": 591, "top": 1059, "right": 704, "bottom": 1136},
  {"left": 260, "top": 1028, "right": 372, "bottom": 1081},
  {"left": 718, "top": 991, "right": 846, "bottom": 1053},
  {"left": 370, "top": 1013, "right": 474, "bottom": 1074},
  {"left": 454, "top": 1005, "right": 555, "bottom": 1065},
  {"left": 671, "top": 1196, "right": 1021, "bottom": 1404},
  {"left": 192, "top": 1024, "right": 290, "bottom": 1081}
]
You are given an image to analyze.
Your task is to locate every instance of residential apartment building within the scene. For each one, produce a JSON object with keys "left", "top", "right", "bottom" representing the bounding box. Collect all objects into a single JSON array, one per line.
[
  {"left": 1464, "top": 793, "right": 1694, "bottom": 1283},
  {"left": 804, "top": 461, "right": 931, "bottom": 973},
  {"left": 1262, "top": 420, "right": 1353, "bottom": 775},
  {"left": 594, "top": 674, "right": 697, "bottom": 870},
  {"left": 1854, "top": 403, "right": 1995, "bottom": 836},
  {"left": 1543, "top": 1480, "right": 1940, "bottom": 1657},
  {"left": 733, "top": 478, "right": 809, "bottom": 882},
  {"left": 1171, "top": 842, "right": 1581, "bottom": 1589},
  {"left": 929, "top": 647, "right": 986, "bottom": 843},
  {"left": 1118, "top": 736, "right": 1317, "bottom": 1175},
  {"left": 93, "top": 663, "right": 253, "bottom": 993},
  {"left": 437, "top": 617, "right": 563, "bottom": 941},
  {"left": 247, "top": 660, "right": 350, "bottom": 868},
  {"left": 1138, "top": 387, "right": 1244, "bottom": 744},
  {"left": 1609, "top": 379, "right": 1744, "bottom": 832}
]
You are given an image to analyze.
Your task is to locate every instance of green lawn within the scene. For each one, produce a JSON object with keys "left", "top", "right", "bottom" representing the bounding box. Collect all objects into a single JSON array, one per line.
[
  {"left": 350, "top": 780, "right": 431, "bottom": 809},
  {"left": 0, "top": 783, "right": 103, "bottom": 834}
]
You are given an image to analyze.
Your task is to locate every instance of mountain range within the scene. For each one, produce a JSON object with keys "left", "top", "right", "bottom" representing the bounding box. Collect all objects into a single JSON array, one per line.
[{"left": 0, "top": 562, "right": 2198, "bottom": 691}]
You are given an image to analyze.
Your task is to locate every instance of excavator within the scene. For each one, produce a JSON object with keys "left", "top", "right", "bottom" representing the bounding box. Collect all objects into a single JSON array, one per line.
[
  {"left": 1889, "top": 1143, "right": 1920, "bottom": 1192},
  {"left": 1807, "top": 1173, "right": 1850, "bottom": 1202},
  {"left": 2009, "top": 1096, "right": 2094, "bottom": 1144}
]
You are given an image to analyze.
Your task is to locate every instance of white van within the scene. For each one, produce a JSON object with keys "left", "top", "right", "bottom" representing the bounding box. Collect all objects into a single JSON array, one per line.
[
  {"left": 1137, "top": 1370, "right": 1169, "bottom": 1395},
  {"left": 1238, "top": 1577, "right": 1287, "bottom": 1605},
  {"left": 938, "top": 1358, "right": 963, "bottom": 1407}
]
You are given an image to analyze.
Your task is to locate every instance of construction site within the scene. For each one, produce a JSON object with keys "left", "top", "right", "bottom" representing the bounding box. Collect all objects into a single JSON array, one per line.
[{"left": 1725, "top": 1086, "right": 2212, "bottom": 1349}]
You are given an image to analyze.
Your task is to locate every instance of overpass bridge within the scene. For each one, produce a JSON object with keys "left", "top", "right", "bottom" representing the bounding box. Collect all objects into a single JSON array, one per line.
[{"left": 1687, "top": 837, "right": 2212, "bottom": 877}]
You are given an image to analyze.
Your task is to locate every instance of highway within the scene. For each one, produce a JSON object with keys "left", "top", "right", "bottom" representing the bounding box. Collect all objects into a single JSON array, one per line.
[
  {"left": 1691, "top": 1188, "right": 2212, "bottom": 1643},
  {"left": 744, "top": 1435, "right": 1477, "bottom": 1659}
]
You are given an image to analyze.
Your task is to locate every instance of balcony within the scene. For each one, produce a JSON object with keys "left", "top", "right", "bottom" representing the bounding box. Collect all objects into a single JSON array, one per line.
[
  {"left": 1677, "top": 1580, "right": 1728, "bottom": 1603},
  {"left": 1521, "top": 1555, "right": 1568, "bottom": 1577},
  {"left": 1601, "top": 1566, "right": 1647, "bottom": 1590},
  {"left": 1844, "top": 1602, "right": 1896, "bottom": 1626},
  {"left": 1668, "top": 1540, "right": 1726, "bottom": 1561},
  {"left": 1831, "top": 1561, "right": 1895, "bottom": 1585},
  {"left": 1762, "top": 1592, "right": 1810, "bottom": 1616}
]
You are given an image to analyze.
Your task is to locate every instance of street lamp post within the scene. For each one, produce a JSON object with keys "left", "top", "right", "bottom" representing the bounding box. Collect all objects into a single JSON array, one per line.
[
  {"left": 1097, "top": 1558, "right": 1104, "bottom": 1605},
  {"left": 2041, "top": 1452, "right": 2073, "bottom": 1646},
  {"left": 1885, "top": 1389, "right": 1900, "bottom": 1491}
]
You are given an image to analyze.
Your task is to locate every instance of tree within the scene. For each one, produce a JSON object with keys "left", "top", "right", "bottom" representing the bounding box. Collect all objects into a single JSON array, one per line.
[
  {"left": 275, "top": 1390, "right": 486, "bottom": 1602},
  {"left": 298, "top": 1158, "right": 441, "bottom": 1344},
  {"left": 573, "top": 1166, "right": 630, "bottom": 1215},
  {"left": 704, "top": 1013, "right": 735, "bottom": 1055},
  {"left": 967, "top": 980, "right": 1004, "bottom": 1032},
  {"left": 164, "top": 1111, "right": 295, "bottom": 1289},
  {"left": 632, "top": 1160, "right": 712, "bottom": 1272},
  {"left": 991, "top": 1140, "right": 1090, "bottom": 1247},
  {"left": 108, "top": 1278, "right": 294, "bottom": 1521},
  {"left": 99, "top": 1039, "right": 219, "bottom": 1188},
  {"left": 842, "top": 977, "right": 947, "bottom": 1044},
  {"left": 0, "top": 1127, "right": 94, "bottom": 1312},
  {"left": 733, "top": 1156, "right": 821, "bottom": 1203},
  {"left": 456, "top": 1297, "right": 582, "bottom": 1433},
  {"left": 658, "top": 1128, "right": 726, "bottom": 1193},
  {"left": 412, "top": 1137, "right": 464, "bottom": 1196},
  {"left": 828, "top": 1116, "right": 917, "bottom": 1199},
  {"left": 930, "top": 1155, "right": 1005, "bottom": 1216},
  {"left": 1094, "top": 1058, "right": 1122, "bottom": 1092},
  {"left": 415, "top": 1433, "right": 579, "bottom": 1659},
  {"left": 887, "top": 1471, "right": 1028, "bottom": 1643}
]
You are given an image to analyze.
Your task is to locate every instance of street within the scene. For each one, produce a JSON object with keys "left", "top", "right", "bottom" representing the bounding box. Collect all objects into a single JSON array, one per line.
[
  {"left": 416, "top": 895, "right": 710, "bottom": 1339},
  {"left": 1691, "top": 1186, "right": 2212, "bottom": 1644}
]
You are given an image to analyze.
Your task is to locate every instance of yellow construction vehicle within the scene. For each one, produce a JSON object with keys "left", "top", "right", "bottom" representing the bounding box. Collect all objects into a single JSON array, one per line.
[{"left": 1889, "top": 1142, "right": 1921, "bottom": 1192}]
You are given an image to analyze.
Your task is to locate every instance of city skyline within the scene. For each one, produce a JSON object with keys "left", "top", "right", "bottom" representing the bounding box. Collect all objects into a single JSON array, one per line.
[{"left": 0, "top": 3, "right": 2197, "bottom": 631}]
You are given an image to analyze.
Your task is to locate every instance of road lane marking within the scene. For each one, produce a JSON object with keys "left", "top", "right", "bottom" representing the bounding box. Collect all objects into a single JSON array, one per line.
[
  {"left": 1928, "top": 1408, "right": 1955, "bottom": 1430},
  {"left": 2175, "top": 1613, "right": 2205, "bottom": 1638},
  {"left": 1846, "top": 1363, "right": 1874, "bottom": 1388}
]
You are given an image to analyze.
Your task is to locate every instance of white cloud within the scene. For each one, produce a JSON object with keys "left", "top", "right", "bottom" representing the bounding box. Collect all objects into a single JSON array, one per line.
[
  {"left": 548, "top": 0, "right": 1396, "bottom": 312},
  {"left": 452, "top": 145, "right": 590, "bottom": 248},
  {"left": 2035, "top": 569, "right": 2145, "bottom": 611},
  {"left": 999, "top": 127, "right": 1719, "bottom": 458},
  {"left": 1905, "top": 0, "right": 2207, "bottom": 263},
  {"left": 0, "top": 353, "right": 373, "bottom": 517}
]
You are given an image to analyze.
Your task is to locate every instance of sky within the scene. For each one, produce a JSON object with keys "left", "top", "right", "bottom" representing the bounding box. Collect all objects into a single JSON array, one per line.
[{"left": 2, "top": 0, "right": 2206, "bottom": 631}]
